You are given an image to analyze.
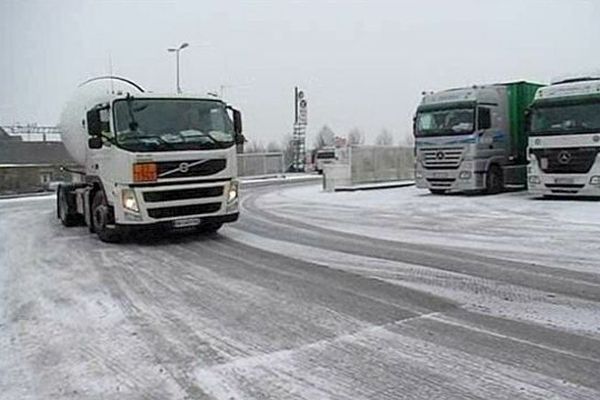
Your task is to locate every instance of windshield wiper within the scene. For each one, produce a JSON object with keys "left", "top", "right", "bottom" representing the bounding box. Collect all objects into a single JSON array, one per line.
[
  {"left": 179, "top": 131, "right": 231, "bottom": 148},
  {"left": 126, "top": 135, "right": 177, "bottom": 150}
]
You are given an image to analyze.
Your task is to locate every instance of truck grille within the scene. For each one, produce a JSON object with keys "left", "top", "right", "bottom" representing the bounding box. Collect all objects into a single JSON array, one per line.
[
  {"left": 156, "top": 159, "right": 226, "bottom": 179},
  {"left": 421, "top": 148, "right": 463, "bottom": 169},
  {"left": 143, "top": 186, "right": 223, "bottom": 203},
  {"left": 531, "top": 147, "right": 599, "bottom": 174},
  {"left": 426, "top": 178, "right": 455, "bottom": 189},
  {"left": 147, "top": 202, "right": 222, "bottom": 219}
]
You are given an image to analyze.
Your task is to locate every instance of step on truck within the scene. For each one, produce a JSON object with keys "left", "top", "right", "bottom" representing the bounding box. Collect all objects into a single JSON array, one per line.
[
  {"left": 57, "top": 77, "right": 244, "bottom": 242},
  {"left": 527, "top": 76, "right": 600, "bottom": 197},
  {"left": 413, "top": 81, "right": 542, "bottom": 194}
]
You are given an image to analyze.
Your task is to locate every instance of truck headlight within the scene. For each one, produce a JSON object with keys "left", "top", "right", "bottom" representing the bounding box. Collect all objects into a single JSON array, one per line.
[
  {"left": 122, "top": 188, "right": 139, "bottom": 212},
  {"left": 228, "top": 180, "right": 239, "bottom": 202},
  {"left": 529, "top": 175, "right": 541, "bottom": 185},
  {"left": 590, "top": 176, "right": 600, "bottom": 185},
  {"left": 459, "top": 171, "right": 472, "bottom": 180}
]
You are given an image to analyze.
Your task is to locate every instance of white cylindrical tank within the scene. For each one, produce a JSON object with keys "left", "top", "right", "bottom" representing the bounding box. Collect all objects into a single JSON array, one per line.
[{"left": 59, "top": 78, "right": 143, "bottom": 165}]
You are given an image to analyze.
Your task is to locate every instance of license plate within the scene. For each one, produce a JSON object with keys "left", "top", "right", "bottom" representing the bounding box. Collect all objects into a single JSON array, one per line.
[
  {"left": 433, "top": 172, "right": 448, "bottom": 178},
  {"left": 172, "top": 218, "right": 201, "bottom": 228},
  {"left": 555, "top": 177, "right": 574, "bottom": 185}
]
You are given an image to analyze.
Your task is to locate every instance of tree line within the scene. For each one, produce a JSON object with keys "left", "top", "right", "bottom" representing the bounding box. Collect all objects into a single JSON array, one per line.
[{"left": 244, "top": 125, "right": 414, "bottom": 154}]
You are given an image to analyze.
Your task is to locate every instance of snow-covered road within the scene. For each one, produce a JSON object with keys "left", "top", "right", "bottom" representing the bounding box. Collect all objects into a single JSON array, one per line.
[{"left": 1, "top": 183, "right": 599, "bottom": 399}]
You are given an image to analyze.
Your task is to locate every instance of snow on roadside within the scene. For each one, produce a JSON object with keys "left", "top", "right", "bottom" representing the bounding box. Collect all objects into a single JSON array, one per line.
[{"left": 255, "top": 184, "right": 600, "bottom": 273}]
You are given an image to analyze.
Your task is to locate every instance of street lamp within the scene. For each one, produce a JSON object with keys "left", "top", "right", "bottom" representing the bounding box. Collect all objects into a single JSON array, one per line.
[{"left": 167, "top": 42, "right": 189, "bottom": 94}]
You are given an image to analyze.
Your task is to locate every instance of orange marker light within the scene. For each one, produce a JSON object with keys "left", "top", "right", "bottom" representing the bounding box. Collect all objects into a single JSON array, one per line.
[{"left": 133, "top": 163, "right": 157, "bottom": 182}]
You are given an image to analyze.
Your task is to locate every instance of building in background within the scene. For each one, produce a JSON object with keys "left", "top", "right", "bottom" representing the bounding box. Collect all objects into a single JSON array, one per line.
[{"left": 0, "top": 127, "right": 78, "bottom": 194}]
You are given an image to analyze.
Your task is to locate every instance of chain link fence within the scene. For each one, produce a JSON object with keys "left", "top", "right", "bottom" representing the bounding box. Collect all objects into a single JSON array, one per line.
[{"left": 237, "top": 152, "right": 285, "bottom": 177}]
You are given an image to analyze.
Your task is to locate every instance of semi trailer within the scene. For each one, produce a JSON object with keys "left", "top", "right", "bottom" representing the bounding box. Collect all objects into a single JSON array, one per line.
[
  {"left": 413, "top": 81, "right": 542, "bottom": 194},
  {"left": 527, "top": 76, "right": 600, "bottom": 197},
  {"left": 57, "top": 77, "right": 244, "bottom": 242}
]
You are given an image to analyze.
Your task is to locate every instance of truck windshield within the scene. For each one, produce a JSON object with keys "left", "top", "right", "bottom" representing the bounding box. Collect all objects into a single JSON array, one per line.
[
  {"left": 317, "top": 151, "right": 335, "bottom": 159},
  {"left": 415, "top": 108, "right": 474, "bottom": 137},
  {"left": 530, "top": 100, "right": 600, "bottom": 136},
  {"left": 113, "top": 98, "right": 235, "bottom": 151}
]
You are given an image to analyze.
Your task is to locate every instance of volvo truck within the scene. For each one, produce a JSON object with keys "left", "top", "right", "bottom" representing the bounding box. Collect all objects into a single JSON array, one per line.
[
  {"left": 527, "top": 77, "right": 600, "bottom": 197},
  {"left": 414, "top": 81, "right": 542, "bottom": 194},
  {"left": 57, "top": 77, "right": 243, "bottom": 242}
]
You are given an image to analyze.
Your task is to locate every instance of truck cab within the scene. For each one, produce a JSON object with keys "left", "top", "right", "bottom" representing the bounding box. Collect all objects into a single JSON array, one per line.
[
  {"left": 527, "top": 77, "right": 600, "bottom": 197},
  {"left": 315, "top": 147, "right": 337, "bottom": 174},
  {"left": 414, "top": 82, "right": 541, "bottom": 194},
  {"left": 58, "top": 87, "right": 244, "bottom": 242}
]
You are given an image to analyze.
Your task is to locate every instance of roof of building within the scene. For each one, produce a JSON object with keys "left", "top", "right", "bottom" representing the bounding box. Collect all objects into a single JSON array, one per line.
[
  {"left": 0, "top": 127, "right": 19, "bottom": 141},
  {"left": 0, "top": 139, "right": 75, "bottom": 165}
]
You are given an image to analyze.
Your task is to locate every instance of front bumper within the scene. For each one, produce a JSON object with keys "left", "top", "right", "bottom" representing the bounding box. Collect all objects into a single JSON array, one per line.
[
  {"left": 116, "top": 212, "right": 239, "bottom": 235},
  {"left": 415, "top": 163, "right": 484, "bottom": 193}
]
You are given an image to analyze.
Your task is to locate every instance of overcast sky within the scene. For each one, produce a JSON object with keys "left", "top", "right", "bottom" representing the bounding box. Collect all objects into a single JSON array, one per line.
[{"left": 1, "top": 0, "right": 600, "bottom": 146}]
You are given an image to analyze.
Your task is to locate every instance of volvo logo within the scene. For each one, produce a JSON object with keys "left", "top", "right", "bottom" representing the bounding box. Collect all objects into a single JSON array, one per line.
[
  {"left": 159, "top": 159, "right": 211, "bottom": 178},
  {"left": 436, "top": 151, "right": 445, "bottom": 160},
  {"left": 557, "top": 151, "right": 572, "bottom": 165},
  {"left": 178, "top": 162, "right": 190, "bottom": 173}
]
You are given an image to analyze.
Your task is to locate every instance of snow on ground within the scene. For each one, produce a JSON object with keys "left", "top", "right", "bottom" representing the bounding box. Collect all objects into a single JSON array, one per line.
[{"left": 255, "top": 185, "right": 600, "bottom": 274}]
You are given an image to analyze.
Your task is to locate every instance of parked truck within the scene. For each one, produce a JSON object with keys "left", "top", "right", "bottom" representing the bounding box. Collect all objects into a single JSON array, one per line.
[
  {"left": 413, "top": 81, "right": 542, "bottom": 194},
  {"left": 314, "top": 146, "right": 337, "bottom": 174},
  {"left": 57, "top": 77, "right": 244, "bottom": 242},
  {"left": 527, "top": 76, "right": 600, "bottom": 197}
]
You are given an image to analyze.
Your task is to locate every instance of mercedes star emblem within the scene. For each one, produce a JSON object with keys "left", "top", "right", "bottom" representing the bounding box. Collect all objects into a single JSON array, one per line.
[
  {"left": 436, "top": 151, "right": 445, "bottom": 160},
  {"left": 557, "top": 151, "right": 572, "bottom": 165}
]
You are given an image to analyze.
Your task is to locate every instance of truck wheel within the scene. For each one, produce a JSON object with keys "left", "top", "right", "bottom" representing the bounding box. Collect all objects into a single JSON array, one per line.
[
  {"left": 486, "top": 165, "right": 503, "bottom": 194},
  {"left": 429, "top": 189, "right": 446, "bottom": 195},
  {"left": 198, "top": 222, "right": 222, "bottom": 235},
  {"left": 91, "top": 191, "right": 121, "bottom": 243},
  {"left": 57, "top": 185, "right": 81, "bottom": 227}
]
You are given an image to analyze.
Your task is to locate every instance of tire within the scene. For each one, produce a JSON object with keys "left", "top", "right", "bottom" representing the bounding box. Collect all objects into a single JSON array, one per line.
[
  {"left": 57, "top": 186, "right": 82, "bottom": 227},
  {"left": 197, "top": 222, "right": 223, "bottom": 235},
  {"left": 486, "top": 165, "right": 503, "bottom": 194},
  {"left": 91, "top": 190, "right": 121, "bottom": 243},
  {"left": 429, "top": 189, "right": 446, "bottom": 195}
]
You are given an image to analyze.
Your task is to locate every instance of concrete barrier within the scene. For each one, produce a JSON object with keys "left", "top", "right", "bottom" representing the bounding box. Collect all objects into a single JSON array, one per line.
[{"left": 324, "top": 146, "right": 414, "bottom": 191}]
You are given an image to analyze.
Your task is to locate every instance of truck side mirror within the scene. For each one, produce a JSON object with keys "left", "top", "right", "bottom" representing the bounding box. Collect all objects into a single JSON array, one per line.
[
  {"left": 232, "top": 109, "right": 243, "bottom": 135},
  {"left": 524, "top": 109, "right": 532, "bottom": 133},
  {"left": 88, "top": 136, "right": 103, "bottom": 149},
  {"left": 87, "top": 109, "right": 102, "bottom": 137}
]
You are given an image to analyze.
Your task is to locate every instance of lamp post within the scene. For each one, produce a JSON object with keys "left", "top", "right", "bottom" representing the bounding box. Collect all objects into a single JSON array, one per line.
[{"left": 167, "top": 42, "right": 189, "bottom": 94}]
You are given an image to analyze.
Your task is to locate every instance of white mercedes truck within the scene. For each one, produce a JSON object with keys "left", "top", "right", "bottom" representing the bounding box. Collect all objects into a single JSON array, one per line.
[
  {"left": 414, "top": 82, "right": 542, "bottom": 194},
  {"left": 527, "top": 76, "right": 600, "bottom": 197},
  {"left": 57, "top": 77, "right": 244, "bottom": 242}
]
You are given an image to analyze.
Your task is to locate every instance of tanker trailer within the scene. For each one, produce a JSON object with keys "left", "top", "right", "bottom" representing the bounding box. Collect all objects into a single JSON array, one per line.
[{"left": 57, "top": 76, "right": 244, "bottom": 242}]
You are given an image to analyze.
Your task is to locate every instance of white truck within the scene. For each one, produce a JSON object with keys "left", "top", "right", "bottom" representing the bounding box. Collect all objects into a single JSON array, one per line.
[
  {"left": 527, "top": 77, "right": 600, "bottom": 197},
  {"left": 314, "top": 146, "right": 337, "bottom": 174},
  {"left": 57, "top": 77, "right": 244, "bottom": 242},
  {"left": 414, "top": 82, "right": 541, "bottom": 194}
]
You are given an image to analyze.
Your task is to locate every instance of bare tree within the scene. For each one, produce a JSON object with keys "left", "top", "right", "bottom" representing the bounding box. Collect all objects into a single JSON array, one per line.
[
  {"left": 245, "top": 140, "right": 266, "bottom": 153},
  {"left": 281, "top": 134, "right": 295, "bottom": 170},
  {"left": 375, "top": 128, "right": 394, "bottom": 146},
  {"left": 266, "top": 141, "right": 281, "bottom": 152},
  {"left": 347, "top": 127, "right": 365, "bottom": 145},
  {"left": 397, "top": 132, "right": 415, "bottom": 148},
  {"left": 314, "top": 125, "right": 336, "bottom": 149}
]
